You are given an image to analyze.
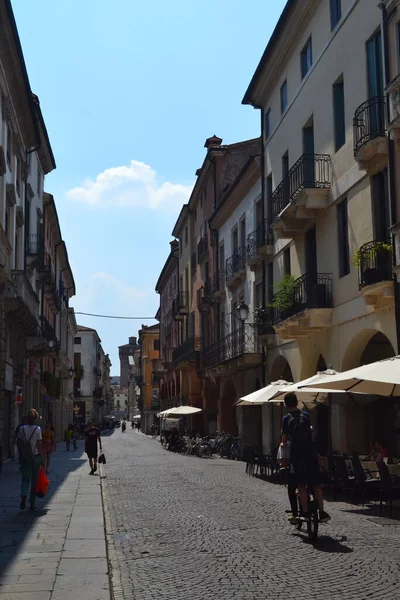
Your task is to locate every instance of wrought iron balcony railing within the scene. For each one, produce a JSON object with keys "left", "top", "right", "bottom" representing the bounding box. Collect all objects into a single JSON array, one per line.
[
  {"left": 4, "top": 271, "right": 40, "bottom": 324},
  {"left": 358, "top": 240, "right": 393, "bottom": 290},
  {"left": 271, "top": 154, "right": 330, "bottom": 222},
  {"left": 26, "top": 233, "right": 44, "bottom": 256},
  {"left": 197, "top": 278, "right": 214, "bottom": 312},
  {"left": 269, "top": 273, "right": 333, "bottom": 325},
  {"left": 247, "top": 220, "right": 274, "bottom": 262},
  {"left": 41, "top": 316, "right": 56, "bottom": 342},
  {"left": 353, "top": 96, "right": 386, "bottom": 155},
  {"left": 202, "top": 324, "right": 260, "bottom": 370},
  {"left": 197, "top": 235, "right": 208, "bottom": 263},
  {"left": 172, "top": 336, "right": 201, "bottom": 364},
  {"left": 172, "top": 291, "right": 189, "bottom": 317},
  {"left": 226, "top": 248, "right": 246, "bottom": 283}
]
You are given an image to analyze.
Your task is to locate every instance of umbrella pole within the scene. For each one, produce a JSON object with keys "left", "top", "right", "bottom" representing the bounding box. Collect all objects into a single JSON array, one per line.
[{"left": 328, "top": 395, "right": 332, "bottom": 455}]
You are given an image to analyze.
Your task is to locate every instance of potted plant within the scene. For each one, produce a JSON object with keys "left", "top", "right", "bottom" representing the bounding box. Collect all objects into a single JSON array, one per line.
[
  {"left": 253, "top": 306, "right": 274, "bottom": 335},
  {"left": 351, "top": 241, "right": 392, "bottom": 286},
  {"left": 268, "top": 274, "right": 298, "bottom": 319}
]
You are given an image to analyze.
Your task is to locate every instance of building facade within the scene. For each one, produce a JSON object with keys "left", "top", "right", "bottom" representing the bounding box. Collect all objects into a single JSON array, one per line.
[
  {"left": 155, "top": 240, "right": 179, "bottom": 412},
  {"left": 119, "top": 336, "right": 139, "bottom": 389},
  {"left": 138, "top": 324, "right": 160, "bottom": 434},
  {"left": 243, "top": 0, "right": 398, "bottom": 453}
]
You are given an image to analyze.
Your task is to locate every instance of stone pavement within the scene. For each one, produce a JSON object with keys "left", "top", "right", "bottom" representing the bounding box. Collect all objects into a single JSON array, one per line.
[
  {"left": 102, "top": 428, "right": 400, "bottom": 600},
  {"left": 0, "top": 440, "right": 110, "bottom": 600}
]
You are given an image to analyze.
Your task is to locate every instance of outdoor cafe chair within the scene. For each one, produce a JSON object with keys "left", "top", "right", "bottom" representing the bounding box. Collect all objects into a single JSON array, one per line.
[
  {"left": 376, "top": 461, "right": 400, "bottom": 517},
  {"left": 333, "top": 455, "right": 355, "bottom": 502},
  {"left": 351, "top": 455, "right": 380, "bottom": 506}
]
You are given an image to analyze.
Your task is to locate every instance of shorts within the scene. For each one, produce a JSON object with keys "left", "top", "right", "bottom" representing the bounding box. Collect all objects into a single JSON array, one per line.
[
  {"left": 86, "top": 447, "right": 98, "bottom": 460},
  {"left": 290, "top": 451, "right": 321, "bottom": 486}
]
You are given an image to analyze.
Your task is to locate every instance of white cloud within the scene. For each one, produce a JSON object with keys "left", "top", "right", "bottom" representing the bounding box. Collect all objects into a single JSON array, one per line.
[{"left": 67, "top": 159, "right": 192, "bottom": 211}]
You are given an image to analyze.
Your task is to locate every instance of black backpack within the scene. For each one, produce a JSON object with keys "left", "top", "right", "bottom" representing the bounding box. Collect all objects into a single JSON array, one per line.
[
  {"left": 19, "top": 426, "right": 38, "bottom": 465},
  {"left": 288, "top": 412, "right": 312, "bottom": 451}
]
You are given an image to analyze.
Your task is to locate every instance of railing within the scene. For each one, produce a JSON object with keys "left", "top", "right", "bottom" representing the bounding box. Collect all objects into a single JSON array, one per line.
[
  {"left": 162, "top": 346, "right": 174, "bottom": 366},
  {"left": 246, "top": 220, "right": 274, "bottom": 262},
  {"left": 197, "top": 235, "right": 208, "bottom": 263},
  {"left": 353, "top": 96, "right": 386, "bottom": 155},
  {"left": 203, "top": 324, "right": 260, "bottom": 369},
  {"left": 26, "top": 234, "right": 43, "bottom": 256},
  {"left": 197, "top": 278, "right": 213, "bottom": 312},
  {"left": 5, "top": 271, "right": 40, "bottom": 321},
  {"left": 41, "top": 316, "right": 56, "bottom": 342},
  {"left": 226, "top": 248, "right": 246, "bottom": 282},
  {"left": 270, "top": 273, "right": 333, "bottom": 325},
  {"left": 172, "top": 291, "right": 189, "bottom": 316},
  {"left": 271, "top": 154, "right": 330, "bottom": 222},
  {"left": 172, "top": 336, "right": 201, "bottom": 364},
  {"left": 213, "top": 270, "right": 225, "bottom": 294},
  {"left": 358, "top": 241, "right": 393, "bottom": 290}
]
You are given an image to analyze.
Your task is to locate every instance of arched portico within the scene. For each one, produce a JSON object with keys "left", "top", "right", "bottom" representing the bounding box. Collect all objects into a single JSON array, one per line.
[
  {"left": 269, "top": 355, "right": 294, "bottom": 383},
  {"left": 342, "top": 329, "right": 396, "bottom": 371}
]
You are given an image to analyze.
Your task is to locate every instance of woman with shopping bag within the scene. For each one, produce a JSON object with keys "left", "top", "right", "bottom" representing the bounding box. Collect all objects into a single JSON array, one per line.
[{"left": 17, "top": 409, "right": 44, "bottom": 511}]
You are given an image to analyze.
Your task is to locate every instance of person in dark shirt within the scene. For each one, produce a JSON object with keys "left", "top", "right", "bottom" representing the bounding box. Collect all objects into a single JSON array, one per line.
[
  {"left": 281, "top": 392, "right": 330, "bottom": 523},
  {"left": 85, "top": 419, "right": 102, "bottom": 475}
]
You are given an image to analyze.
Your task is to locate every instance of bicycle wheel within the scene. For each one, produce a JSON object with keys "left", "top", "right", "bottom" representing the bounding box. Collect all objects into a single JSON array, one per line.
[{"left": 307, "top": 501, "right": 319, "bottom": 541}]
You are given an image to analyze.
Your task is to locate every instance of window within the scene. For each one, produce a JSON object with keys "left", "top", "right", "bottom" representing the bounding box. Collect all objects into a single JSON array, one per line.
[
  {"left": 74, "top": 337, "right": 81, "bottom": 344},
  {"left": 333, "top": 77, "right": 345, "bottom": 150},
  {"left": 300, "top": 37, "right": 313, "bottom": 79},
  {"left": 283, "top": 248, "right": 291, "bottom": 275},
  {"left": 337, "top": 199, "right": 350, "bottom": 276},
  {"left": 184, "top": 226, "right": 188, "bottom": 246},
  {"left": 6, "top": 126, "right": 12, "bottom": 166},
  {"left": 265, "top": 109, "right": 271, "bottom": 138},
  {"left": 280, "top": 80, "right": 288, "bottom": 114},
  {"left": 153, "top": 339, "right": 160, "bottom": 351},
  {"left": 330, "top": 0, "right": 341, "bottom": 31}
]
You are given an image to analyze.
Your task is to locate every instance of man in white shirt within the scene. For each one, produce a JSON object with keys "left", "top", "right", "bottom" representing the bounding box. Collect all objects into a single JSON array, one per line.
[{"left": 18, "top": 408, "right": 43, "bottom": 511}]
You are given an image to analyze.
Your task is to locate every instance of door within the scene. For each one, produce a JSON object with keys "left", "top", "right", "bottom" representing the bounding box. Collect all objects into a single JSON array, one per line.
[
  {"left": 305, "top": 226, "right": 318, "bottom": 305},
  {"left": 302, "top": 121, "right": 315, "bottom": 187},
  {"left": 367, "top": 32, "right": 384, "bottom": 134}
]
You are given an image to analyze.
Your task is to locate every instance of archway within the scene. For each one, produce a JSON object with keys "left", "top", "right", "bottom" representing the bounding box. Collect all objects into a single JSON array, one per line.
[
  {"left": 342, "top": 329, "right": 396, "bottom": 371},
  {"left": 269, "top": 355, "right": 294, "bottom": 383},
  {"left": 219, "top": 377, "right": 237, "bottom": 435}
]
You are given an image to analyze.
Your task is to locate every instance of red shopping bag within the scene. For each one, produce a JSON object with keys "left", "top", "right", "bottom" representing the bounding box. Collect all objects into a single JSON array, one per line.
[{"left": 35, "top": 466, "right": 49, "bottom": 498}]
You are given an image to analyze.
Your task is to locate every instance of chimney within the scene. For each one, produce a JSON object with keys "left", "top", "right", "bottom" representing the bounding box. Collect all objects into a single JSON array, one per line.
[
  {"left": 204, "top": 135, "right": 222, "bottom": 149},
  {"left": 170, "top": 240, "right": 179, "bottom": 251},
  {"left": 129, "top": 336, "right": 137, "bottom": 345}
]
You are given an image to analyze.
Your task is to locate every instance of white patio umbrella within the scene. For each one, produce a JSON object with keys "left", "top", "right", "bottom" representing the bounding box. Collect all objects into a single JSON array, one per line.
[
  {"left": 157, "top": 408, "right": 174, "bottom": 418},
  {"left": 235, "top": 380, "right": 293, "bottom": 406},
  {"left": 168, "top": 406, "right": 202, "bottom": 417},
  {"left": 269, "top": 369, "right": 342, "bottom": 405},
  {"left": 299, "top": 356, "right": 400, "bottom": 397}
]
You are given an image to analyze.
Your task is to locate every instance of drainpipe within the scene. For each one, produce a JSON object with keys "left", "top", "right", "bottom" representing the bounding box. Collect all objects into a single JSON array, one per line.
[
  {"left": 259, "top": 110, "right": 267, "bottom": 388},
  {"left": 379, "top": 2, "right": 400, "bottom": 353}
]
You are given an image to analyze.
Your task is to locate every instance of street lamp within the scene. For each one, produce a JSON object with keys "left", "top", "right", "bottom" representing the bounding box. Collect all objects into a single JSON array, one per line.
[
  {"left": 236, "top": 300, "right": 249, "bottom": 323},
  {"left": 68, "top": 366, "right": 74, "bottom": 378}
]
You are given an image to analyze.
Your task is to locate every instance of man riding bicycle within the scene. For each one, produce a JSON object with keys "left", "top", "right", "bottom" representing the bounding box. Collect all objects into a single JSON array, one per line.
[{"left": 281, "top": 392, "right": 331, "bottom": 524}]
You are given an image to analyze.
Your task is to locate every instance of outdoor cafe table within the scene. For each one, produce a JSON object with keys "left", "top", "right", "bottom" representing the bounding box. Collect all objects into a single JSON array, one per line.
[{"left": 361, "top": 461, "right": 400, "bottom": 478}]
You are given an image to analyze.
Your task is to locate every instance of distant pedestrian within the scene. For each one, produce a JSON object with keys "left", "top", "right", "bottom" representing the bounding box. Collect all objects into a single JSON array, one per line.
[
  {"left": 72, "top": 425, "right": 79, "bottom": 451},
  {"left": 42, "top": 422, "right": 55, "bottom": 472},
  {"left": 18, "top": 408, "right": 43, "bottom": 511},
  {"left": 64, "top": 426, "right": 72, "bottom": 451},
  {"left": 85, "top": 419, "right": 102, "bottom": 475}
]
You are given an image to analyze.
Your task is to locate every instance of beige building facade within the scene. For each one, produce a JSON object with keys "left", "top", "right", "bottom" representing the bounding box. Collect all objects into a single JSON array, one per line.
[{"left": 244, "top": 0, "right": 398, "bottom": 454}]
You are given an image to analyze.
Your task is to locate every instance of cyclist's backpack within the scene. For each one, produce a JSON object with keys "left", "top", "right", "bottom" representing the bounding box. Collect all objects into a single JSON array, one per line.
[
  {"left": 19, "top": 426, "right": 38, "bottom": 465},
  {"left": 288, "top": 412, "right": 312, "bottom": 451}
]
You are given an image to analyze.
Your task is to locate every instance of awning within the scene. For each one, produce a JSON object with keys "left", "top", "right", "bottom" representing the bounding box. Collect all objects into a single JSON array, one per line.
[
  {"left": 169, "top": 406, "right": 202, "bottom": 417},
  {"left": 235, "top": 380, "right": 293, "bottom": 406}
]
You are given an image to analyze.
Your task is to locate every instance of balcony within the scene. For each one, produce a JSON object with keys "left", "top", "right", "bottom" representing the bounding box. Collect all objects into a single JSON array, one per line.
[
  {"left": 247, "top": 221, "right": 274, "bottom": 270},
  {"left": 197, "top": 278, "right": 214, "bottom": 312},
  {"left": 270, "top": 273, "right": 333, "bottom": 340},
  {"left": 225, "top": 248, "right": 246, "bottom": 289},
  {"left": 357, "top": 240, "right": 394, "bottom": 310},
  {"left": 197, "top": 235, "right": 208, "bottom": 263},
  {"left": 0, "top": 224, "right": 12, "bottom": 279},
  {"left": 152, "top": 358, "right": 164, "bottom": 381},
  {"left": 25, "top": 233, "right": 44, "bottom": 269},
  {"left": 213, "top": 270, "right": 225, "bottom": 300},
  {"left": 4, "top": 270, "right": 39, "bottom": 334},
  {"left": 172, "top": 291, "right": 189, "bottom": 320},
  {"left": 202, "top": 325, "right": 261, "bottom": 373},
  {"left": 172, "top": 336, "right": 201, "bottom": 366},
  {"left": 25, "top": 315, "right": 56, "bottom": 358},
  {"left": 271, "top": 154, "right": 331, "bottom": 238},
  {"left": 40, "top": 264, "right": 61, "bottom": 313},
  {"left": 162, "top": 346, "right": 174, "bottom": 369},
  {"left": 353, "top": 97, "right": 388, "bottom": 174}
]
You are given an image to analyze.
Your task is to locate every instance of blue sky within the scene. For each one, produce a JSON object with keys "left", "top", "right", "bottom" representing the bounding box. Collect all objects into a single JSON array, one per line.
[{"left": 12, "top": 0, "right": 286, "bottom": 373}]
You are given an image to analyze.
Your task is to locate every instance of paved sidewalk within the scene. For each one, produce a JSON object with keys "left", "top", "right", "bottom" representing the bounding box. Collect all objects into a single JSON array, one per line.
[{"left": 0, "top": 442, "right": 111, "bottom": 600}]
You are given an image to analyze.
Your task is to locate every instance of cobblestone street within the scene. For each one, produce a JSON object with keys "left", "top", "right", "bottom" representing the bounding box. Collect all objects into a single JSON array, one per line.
[{"left": 102, "top": 430, "right": 400, "bottom": 600}]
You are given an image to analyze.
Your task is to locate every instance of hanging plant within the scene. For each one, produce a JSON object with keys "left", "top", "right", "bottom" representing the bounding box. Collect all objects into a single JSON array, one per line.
[
  {"left": 74, "top": 365, "right": 84, "bottom": 380},
  {"left": 268, "top": 274, "right": 297, "bottom": 311},
  {"left": 351, "top": 241, "right": 392, "bottom": 267}
]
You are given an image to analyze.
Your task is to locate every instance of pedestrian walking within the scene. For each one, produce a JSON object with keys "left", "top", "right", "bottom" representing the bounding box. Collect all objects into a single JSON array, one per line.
[
  {"left": 64, "top": 425, "right": 72, "bottom": 451},
  {"left": 72, "top": 425, "right": 79, "bottom": 451},
  {"left": 13, "top": 415, "right": 28, "bottom": 464},
  {"left": 84, "top": 419, "right": 102, "bottom": 475},
  {"left": 42, "top": 422, "right": 55, "bottom": 472},
  {"left": 17, "top": 408, "right": 43, "bottom": 511}
]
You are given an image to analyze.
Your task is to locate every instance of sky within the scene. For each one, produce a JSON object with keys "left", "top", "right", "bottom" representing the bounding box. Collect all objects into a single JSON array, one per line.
[{"left": 12, "top": 0, "right": 286, "bottom": 373}]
